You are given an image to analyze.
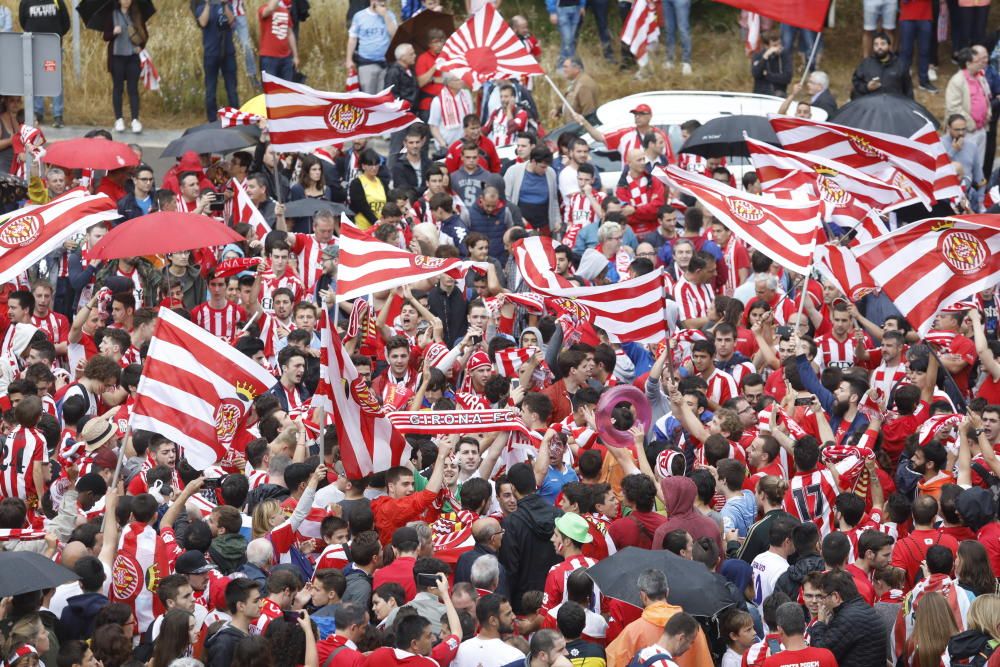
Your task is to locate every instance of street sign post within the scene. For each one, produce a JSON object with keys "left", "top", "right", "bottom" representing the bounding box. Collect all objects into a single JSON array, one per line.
[{"left": 0, "top": 32, "right": 63, "bottom": 176}]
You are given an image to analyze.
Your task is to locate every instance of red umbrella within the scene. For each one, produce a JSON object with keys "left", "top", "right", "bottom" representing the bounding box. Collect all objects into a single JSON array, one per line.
[
  {"left": 88, "top": 212, "right": 244, "bottom": 260},
  {"left": 43, "top": 137, "right": 140, "bottom": 171}
]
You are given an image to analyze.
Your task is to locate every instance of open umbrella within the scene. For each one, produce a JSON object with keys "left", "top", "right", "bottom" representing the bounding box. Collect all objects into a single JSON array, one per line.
[
  {"left": 77, "top": 0, "right": 155, "bottom": 31},
  {"left": 679, "top": 114, "right": 779, "bottom": 158},
  {"left": 88, "top": 212, "right": 245, "bottom": 261},
  {"left": 183, "top": 120, "right": 262, "bottom": 140},
  {"left": 241, "top": 95, "right": 267, "bottom": 118},
  {"left": 586, "top": 547, "right": 737, "bottom": 618},
  {"left": 386, "top": 11, "right": 455, "bottom": 62},
  {"left": 44, "top": 137, "right": 140, "bottom": 170},
  {"left": 830, "top": 93, "right": 940, "bottom": 135},
  {"left": 161, "top": 128, "right": 259, "bottom": 159},
  {"left": 282, "top": 199, "right": 348, "bottom": 219},
  {"left": 0, "top": 551, "right": 78, "bottom": 597}
]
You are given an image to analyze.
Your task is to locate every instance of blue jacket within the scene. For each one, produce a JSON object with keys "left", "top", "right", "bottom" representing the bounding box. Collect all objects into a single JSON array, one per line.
[
  {"left": 795, "top": 354, "right": 870, "bottom": 438},
  {"left": 467, "top": 200, "right": 514, "bottom": 264}
]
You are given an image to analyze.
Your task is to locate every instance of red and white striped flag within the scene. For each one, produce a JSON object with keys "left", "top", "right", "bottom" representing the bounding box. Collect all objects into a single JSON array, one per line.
[
  {"left": 853, "top": 215, "right": 1000, "bottom": 335},
  {"left": 986, "top": 185, "right": 1000, "bottom": 210},
  {"left": 495, "top": 347, "right": 538, "bottom": 377},
  {"left": 745, "top": 12, "right": 761, "bottom": 53},
  {"left": 770, "top": 115, "right": 937, "bottom": 204},
  {"left": 924, "top": 329, "right": 958, "bottom": 348},
  {"left": 814, "top": 243, "right": 877, "bottom": 301},
  {"left": 839, "top": 205, "right": 890, "bottom": 246},
  {"left": 336, "top": 221, "right": 487, "bottom": 301},
  {"left": 110, "top": 521, "right": 172, "bottom": 632},
  {"left": 139, "top": 49, "right": 160, "bottom": 91},
  {"left": 621, "top": 0, "right": 660, "bottom": 66},
  {"left": 263, "top": 73, "right": 418, "bottom": 153},
  {"left": 910, "top": 120, "right": 964, "bottom": 202},
  {"left": 311, "top": 313, "right": 410, "bottom": 478},
  {"left": 10, "top": 124, "right": 45, "bottom": 180},
  {"left": 131, "top": 308, "right": 278, "bottom": 470},
  {"left": 345, "top": 67, "right": 360, "bottom": 92},
  {"left": 512, "top": 236, "right": 667, "bottom": 343},
  {"left": 659, "top": 166, "right": 823, "bottom": 274},
  {"left": 437, "top": 4, "right": 545, "bottom": 88},
  {"left": 0, "top": 188, "right": 118, "bottom": 285},
  {"left": 746, "top": 137, "right": 908, "bottom": 213},
  {"left": 218, "top": 107, "right": 262, "bottom": 128},
  {"left": 230, "top": 178, "right": 271, "bottom": 241}
]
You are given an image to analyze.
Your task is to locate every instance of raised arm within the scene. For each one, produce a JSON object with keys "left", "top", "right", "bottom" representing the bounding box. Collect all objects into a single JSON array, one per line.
[{"left": 970, "top": 310, "right": 1000, "bottom": 381}]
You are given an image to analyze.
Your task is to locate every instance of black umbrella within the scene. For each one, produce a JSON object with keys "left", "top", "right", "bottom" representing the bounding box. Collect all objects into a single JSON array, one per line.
[
  {"left": 77, "top": 0, "right": 155, "bottom": 31},
  {"left": 0, "top": 551, "right": 78, "bottom": 597},
  {"left": 283, "top": 199, "right": 348, "bottom": 219},
  {"left": 830, "top": 93, "right": 940, "bottom": 135},
  {"left": 587, "top": 547, "right": 737, "bottom": 618},
  {"left": 679, "top": 114, "right": 779, "bottom": 158},
  {"left": 386, "top": 11, "right": 455, "bottom": 62},
  {"left": 183, "top": 120, "right": 262, "bottom": 141},
  {"left": 161, "top": 128, "right": 259, "bottom": 159}
]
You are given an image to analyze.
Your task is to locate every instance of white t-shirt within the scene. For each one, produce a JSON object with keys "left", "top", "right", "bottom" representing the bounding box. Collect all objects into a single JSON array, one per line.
[
  {"left": 452, "top": 636, "right": 524, "bottom": 667},
  {"left": 751, "top": 550, "right": 789, "bottom": 609},
  {"left": 721, "top": 647, "right": 743, "bottom": 667}
]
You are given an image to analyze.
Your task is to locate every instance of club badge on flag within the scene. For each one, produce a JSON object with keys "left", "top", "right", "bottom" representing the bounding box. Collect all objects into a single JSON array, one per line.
[
  {"left": 263, "top": 73, "right": 419, "bottom": 153},
  {"left": 0, "top": 188, "right": 119, "bottom": 285},
  {"left": 437, "top": 4, "right": 545, "bottom": 88},
  {"left": 131, "top": 308, "right": 278, "bottom": 470}
]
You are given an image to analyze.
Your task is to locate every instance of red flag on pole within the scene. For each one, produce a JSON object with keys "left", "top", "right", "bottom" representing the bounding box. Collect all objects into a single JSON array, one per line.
[
  {"left": 263, "top": 73, "right": 419, "bottom": 152},
  {"left": 658, "top": 166, "right": 823, "bottom": 275},
  {"left": 713, "top": 0, "right": 830, "bottom": 32},
  {"left": 311, "top": 312, "right": 410, "bottom": 479},
  {"left": 437, "top": 4, "right": 545, "bottom": 88},
  {"left": 853, "top": 215, "right": 1000, "bottom": 335},
  {"left": 131, "top": 308, "right": 278, "bottom": 470}
]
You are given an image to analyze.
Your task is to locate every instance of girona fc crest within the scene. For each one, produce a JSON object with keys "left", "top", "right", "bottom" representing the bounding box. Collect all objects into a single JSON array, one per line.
[
  {"left": 414, "top": 255, "right": 446, "bottom": 269},
  {"left": 891, "top": 172, "right": 917, "bottom": 199},
  {"left": 848, "top": 134, "right": 884, "bottom": 159},
  {"left": 0, "top": 213, "right": 41, "bottom": 249},
  {"left": 939, "top": 230, "right": 990, "bottom": 275},
  {"left": 326, "top": 103, "right": 367, "bottom": 133},
  {"left": 725, "top": 197, "right": 765, "bottom": 224},
  {"left": 350, "top": 378, "right": 385, "bottom": 415},
  {"left": 111, "top": 553, "right": 142, "bottom": 601},
  {"left": 816, "top": 175, "right": 850, "bottom": 206},
  {"left": 214, "top": 398, "right": 244, "bottom": 445}
]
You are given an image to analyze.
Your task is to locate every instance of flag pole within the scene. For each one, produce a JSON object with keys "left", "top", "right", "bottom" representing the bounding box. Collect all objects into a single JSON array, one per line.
[
  {"left": 543, "top": 75, "right": 578, "bottom": 117},
  {"left": 110, "top": 424, "right": 132, "bottom": 489},
  {"left": 797, "top": 30, "right": 823, "bottom": 89}
]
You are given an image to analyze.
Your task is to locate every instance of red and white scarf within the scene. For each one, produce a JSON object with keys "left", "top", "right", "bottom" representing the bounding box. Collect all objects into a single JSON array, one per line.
[
  {"left": 438, "top": 88, "right": 469, "bottom": 129},
  {"left": 11, "top": 125, "right": 45, "bottom": 180},
  {"left": 218, "top": 107, "right": 261, "bottom": 128},
  {"left": 623, "top": 173, "right": 650, "bottom": 206}
]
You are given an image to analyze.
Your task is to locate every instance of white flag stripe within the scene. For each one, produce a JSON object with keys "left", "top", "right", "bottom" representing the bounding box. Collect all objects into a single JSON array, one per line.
[
  {"left": 135, "top": 376, "right": 216, "bottom": 427},
  {"left": 144, "top": 338, "right": 252, "bottom": 400}
]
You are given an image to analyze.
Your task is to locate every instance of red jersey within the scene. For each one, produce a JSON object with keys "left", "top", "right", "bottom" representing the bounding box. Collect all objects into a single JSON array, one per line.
[
  {"left": 703, "top": 368, "right": 739, "bottom": 407},
  {"left": 483, "top": 105, "right": 528, "bottom": 147},
  {"left": 415, "top": 51, "right": 443, "bottom": 112},
  {"left": 783, "top": 468, "right": 840, "bottom": 536},
  {"left": 844, "top": 563, "right": 876, "bottom": 605},
  {"left": 251, "top": 597, "right": 283, "bottom": 635},
  {"left": 258, "top": 4, "right": 292, "bottom": 58},
  {"left": 762, "top": 647, "right": 837, "bottom": 667},
  {"left": 314, "top": 542, "right": 350, "bottom": 572},
  {"left": 259, "top": 273, "right": 304, "bottom": 312},
  {"left": 0, "top": 425, "right": 48, "bottom": 504},
  {"left": 365, "top": 635, "right": 460, "bottom": 667},
  {"left": 673, "top": 276, "right": 714, "bottom": 324},
  {"left": 815, "top": 333, "right": 867, "bottom": 370},
  {"left": 890, "top": 528, "right": 959, "bottom": 591},
  {"left": 941, "top": 333, "right": 978, "bottom": 395},
  {"left": 31, "top": 311, "right": 69, "bottom": 346},
  {"left": 444, "top": 135, "right": 501, "bottom": 173},
  {"left": 543, "top": 554, "right": 599, "bottom": 611},
  {"left": 290, "top": 233, "right": 333, "bottom": 296},
  {"left": 192, "top": 301, "right": 247, "bottom": 341}
]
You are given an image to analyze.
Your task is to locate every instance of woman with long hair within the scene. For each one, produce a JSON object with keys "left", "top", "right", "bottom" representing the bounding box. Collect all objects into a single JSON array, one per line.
[
  {"left": 949, "top": 594, "right": 1000, "bottom": 665},
  {"left": 348, "top": 149, "right": 387, "bottom": 230},
  {"left": 0, "top": 614, "right": 49, "bottom": 666},
  {"left": 906, "top": 592, "right": 958, "bottom": 667},
  {"left": 264, "top": 613, "right": 319, "bottom": 667},
  {"left": 958, "top": 540, "right": 1000, "bottom": 597},
  {"left": 102, "top": 0, "right": 148, "bottom": 133},
  {"left": 150, "top": 608, "right": 197, "bottom": 667},
  {"left": 0, "top": 96, "right": 22, "bottom": 176},
  {"left": 288, "top": 154, "right": 334, "bottom": 234}
]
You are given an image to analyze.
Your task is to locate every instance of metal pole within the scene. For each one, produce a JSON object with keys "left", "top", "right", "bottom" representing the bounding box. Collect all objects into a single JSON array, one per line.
[
  {"left": 797, "top": 30, "right": 823, "bottom": 89},
  {"left": 22, "top": 34, "right": 34, "bottom": 177},
  {"left": 72, "top": 0, "right": 81, "bottom": 78},
  {"left": 543, "top": 74, "right": 577, "bottom": 117}
]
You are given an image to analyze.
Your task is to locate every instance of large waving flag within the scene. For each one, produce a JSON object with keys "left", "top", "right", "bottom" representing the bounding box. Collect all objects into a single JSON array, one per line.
[
  {"left": 853, "top": 215, "right": 1000, "bottom": 335},
  {"left": 747, "top": 137, "right": 908, "bottom": 213},
  {"left": 770, "top": 115, "right": 936, "bottom": 204},
  {"left": 621, "top": 0, "right": 660, "bottom": 66},
  {"left": 437, "top": 5, "right": 545, "bottom": 89},
  {"left": 0, "top": 188, "right": 118, "bottom": 284},
  {"left": 814, "top": 243, "right": 877, "bottom": 302},
  {"left": 910, "top": 121, "right": 964, "bottom": 202},
  {"left": 263, "top": 73, "right": 419, "bottom": 152},
  {"left": 512, "top": 237, "right": 667, "bottom": 343},
  {"left": 312, "top": 313, "right": 410, "bottom": 478},
  {"left": 659, "top": 166, "right": 823, "bottom": 274},
  {"left": 131, "top": 308, "right": 277, "bottom": 470},
  {"left": 230, "top": 178, "right": 271, "bottom": 241},
  {"left": 713, "top": 0, "right": 830, "bottom": 32},
  {"left": 336, "top": 221, "right": 487, "bottom": 300}
]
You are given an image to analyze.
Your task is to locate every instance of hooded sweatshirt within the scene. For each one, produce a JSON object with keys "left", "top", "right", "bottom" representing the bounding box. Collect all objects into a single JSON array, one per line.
[
  {"left": 59, "top": 591, "right": 109, "bottom": 640},
  {"left": 209, "top": 533, "right": 248, "bottom": 575},
  {"left": 0, "top": 323, "right": 39, "bottom": 396},
  {"left": 497, "top": 493, "right": 563, "bottom": 613},
  {"left": 605, "top": 600, "right": 714, "bottom": 667},
  {"left": 162, "top": 151, "right": 214, "bottom": 195},
  {"left": 653, "top": 477, "right": 724, "bottom": 557}
]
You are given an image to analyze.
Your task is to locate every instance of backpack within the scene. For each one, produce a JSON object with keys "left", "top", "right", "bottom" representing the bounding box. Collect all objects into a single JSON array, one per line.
[
  {"left": 627, "top": 652, "right": 672, "bottom": 667},
  {"left": 322, "top": 645, "right": 345, "bottom": 667}
]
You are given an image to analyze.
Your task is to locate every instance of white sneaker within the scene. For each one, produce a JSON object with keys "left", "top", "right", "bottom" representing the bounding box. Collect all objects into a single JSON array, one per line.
[
  {"left": 664, "top": 60, "right": 675, "bottom": 70},
  {"left": 131, "top": 118, "right": 143, "bottom": 134},
  {"left": 113, "top": 118, "right": 125, "bottom": 132},
  {"left": 681, "top": 62, "right": 692, "bottom": 76},
  {"left": 928, "top": 65, "right": 938, "bottom": 82}
]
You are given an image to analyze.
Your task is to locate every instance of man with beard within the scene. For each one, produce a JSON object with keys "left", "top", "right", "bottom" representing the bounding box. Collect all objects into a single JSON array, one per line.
[
  {"left": 793, "top": 336, "right": 870, "bottom": 444},
  {"left": 452, "top": 594, "right": 524, "bottom": 666},
  {"left": 851, "top": 31, "right": 913, "bottom": 98},
  {"left": 911, "top": 441, "right": 955, "bottom": 500}
]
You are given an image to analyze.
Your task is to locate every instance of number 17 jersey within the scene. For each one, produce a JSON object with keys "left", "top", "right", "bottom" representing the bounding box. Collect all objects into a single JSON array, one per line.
[{"left": 783, "top": 468, "right": 840, "bottom": 536}]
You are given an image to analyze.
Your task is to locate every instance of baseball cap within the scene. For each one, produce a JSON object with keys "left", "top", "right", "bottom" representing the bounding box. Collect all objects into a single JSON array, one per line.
[
  {"left": 175, "top": 550, "right": 214, "bottom": 575},
  {"left": 630, "top": 103, "right": 652, "bottom": 114},
  {"left": 554, "top": 513, "right": 593, "bottom": 544}
]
